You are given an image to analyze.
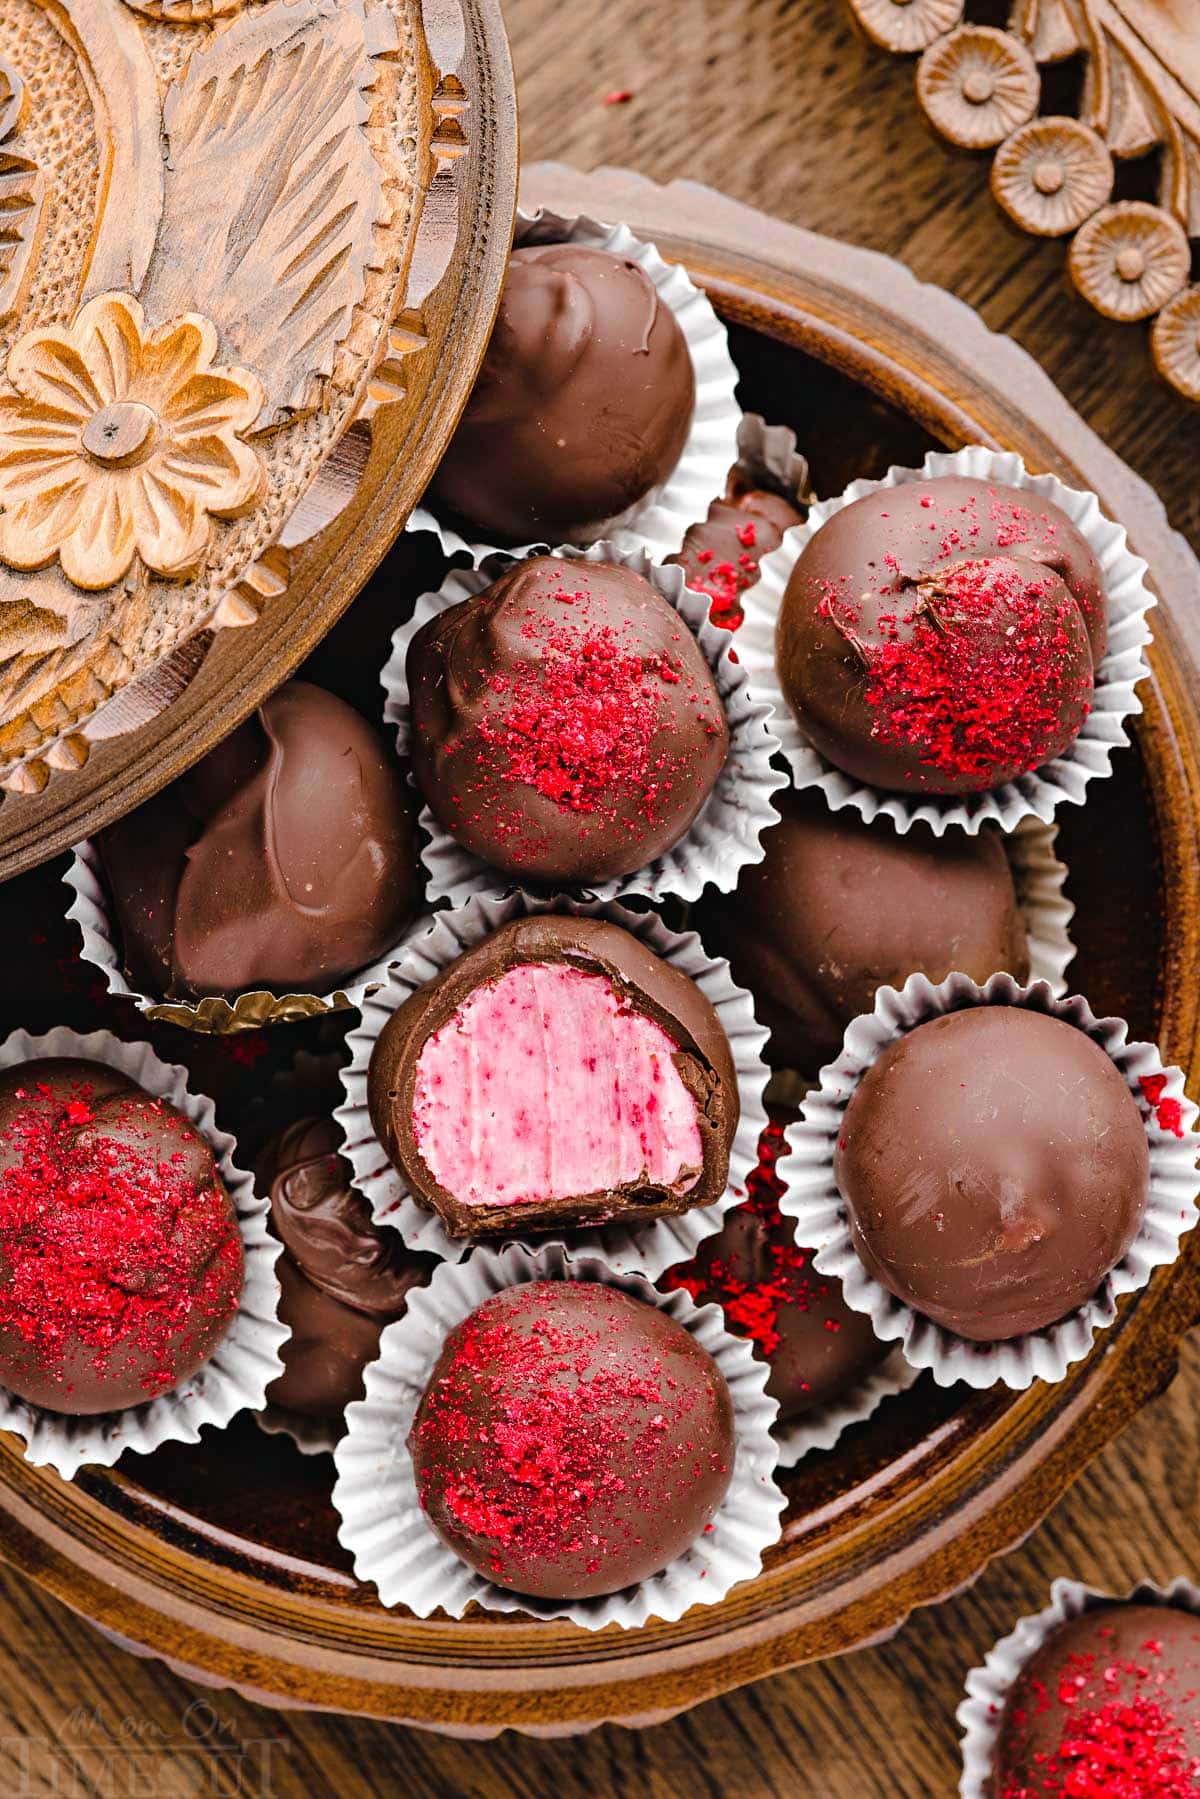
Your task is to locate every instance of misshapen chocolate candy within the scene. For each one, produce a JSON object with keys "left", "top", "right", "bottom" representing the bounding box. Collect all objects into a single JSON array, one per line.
[
  {"left": 407, "top": 557, "right": 729, "bottom": 885},
  {"left": 777, "top": 478, "right": 1103, "bottom": 795},
  {"left": 368, "top": 915, "right": 739, "bottom": 1238},
  {"left": 408, "top": 1280, "right": 735, "bottom": 1599},
  {"left": 429, "top": 243, "right": 695, "bottom": 544},
  {"left": 98, "top": 681, "right": 420, "bottom": 999},
  {"left": 670, "top": 479, "right": 804, "bottom": 629},
  {"left": 258, "top": 1118, "right": 434, "bottom": 1421},
  {"left": 0, "top": 1059, "right": 243, "bottom": 1414},
  {"left": 662, "top": 1113, "right": 886, "bottom": 1421},
  {"left": 834, "top": 1007, "right": 1150, "bottom": 1341},
  {"left": 992, "top": 1604, "right": 1200, "bottom": 1796},
  {"left": 694, "top": 788, "right": 1030, "bottom": 1073}
]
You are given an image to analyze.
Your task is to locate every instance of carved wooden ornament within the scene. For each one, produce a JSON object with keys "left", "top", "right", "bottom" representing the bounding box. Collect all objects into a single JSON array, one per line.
[
  {"left": 846, "top": 0, "right": 1200, "bottom": 401},
  {"left": 0, "top": 0, "right": 434, "bottom": 793}
]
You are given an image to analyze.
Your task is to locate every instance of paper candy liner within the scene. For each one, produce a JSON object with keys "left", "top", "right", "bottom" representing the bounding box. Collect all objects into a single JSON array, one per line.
[
  {"left": 256, "top": 1403, "right": 340, "bottom": 1458},
  {"left": 381, "top": 541, "right": 785, "bottom": 907},
  {"left": 407, "top": 207, "right": 742, "bottom": 565},
  {"left": 773, "top": 1346, "right": 921, "bottom": 1468},
  {"left": 335, "top": 893, "right": 770, "bottom": 1278},
  {"left": 957, "top": 1576, "right": 1200, "bottom": 1797},
  {"left": 778, "top": 971, "right": 1199, "bottom": 1390},
  {"left": 64, "top": 838, "right": 429, "bottom": 1034},
  {"left": 0, "top": 1027, "right": 285, "bottom": 1478},
  {"left": 1006, "top": 816, "right": 1074, "bottom": 994},
  {"left": 737, "top": 446, "right": 1156, "bottom": 836},
  {"left": 731, "top": 412, "right": 813, "bottom": 510},
  {"left": 332, "top": 1242, "right": 784, "bottom": 1627}
]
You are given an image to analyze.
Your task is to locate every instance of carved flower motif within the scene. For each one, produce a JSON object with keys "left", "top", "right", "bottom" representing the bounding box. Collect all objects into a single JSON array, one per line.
[
  {"left": 1069, "top": 202, "right": 1191, "bottom": 323},
  {"left": 917, "top": 27, "right": 1039, "bottom": 150},
  {"left": 0, "top": 293, "right": 265, "bottom": 592},
  {"left": 848, "top": 0, "right": 963, "bottom": 55},
  {"left": 1151, "top": 286, "right": 1200, "bottom": 403},
  {"left": 990, "top": 117, "right": 1114, "bottom": 237}
]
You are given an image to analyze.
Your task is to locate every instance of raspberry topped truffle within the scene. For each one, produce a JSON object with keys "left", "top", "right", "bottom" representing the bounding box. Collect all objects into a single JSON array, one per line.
[
  {"left": 407, "top": 557, "right": 729, "bottom": 885},
  {"left": 0, "top": 1060, "right": 244, "bottom": 1414},
  {"left": 777, "top": 478, "right": 1104, "bottom": 795},
  {"left": 671, "top": 477, "right": 804, "bottom": 630},
  {"left": 991, "top": 1603, "right": 1200, "bottom": 1797},
  {"left": 407, "top": 1280, "right": 735, "bottom": 1599},
  {"left": 429, "top": 243, "right": 695, "bottom": 544},
  {"left": 367, "top": 915, "right": 739, "bottom": 1239}
]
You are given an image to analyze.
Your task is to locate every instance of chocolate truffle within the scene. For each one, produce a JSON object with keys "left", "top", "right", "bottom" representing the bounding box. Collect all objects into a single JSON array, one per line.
[
  {"left": 407, "top": 556, "right": 729, "bottom": 885},
  {"left": 694, "top": 788, "right": 1030, "bottom": 1072},
  {"left": 258, "top": 1118, "right": 434, "bottom": 1421},
  {"left": 777, "top": 478, "right": 1103, "bottom": 795},
  {"left": 429, "top": 243, "right": 695, "bottom": 544},
  {"left": 835, "top": 1007, "right": 1150, "bottom": 1341},
  {"left": 670, "top": 477, "right": 804, "bottom": 629},
  {"left": 368, "top": 914, "right": 739, "bottom": 1238},
  {"left": 0, "top": 1059, "right": 243, "bottom": 1414},
  {"left": 408, "top": 1280, "right": 735, "bottom": 1599},
  {"left": 98, "top": 681, "right": 420, "bottom": 999},
  {"left": 992, "top": 1603, "right": 1200, "bottom": 1796},
  {"left": 663, "top": 1112, "right": 886, "bottom": 1421}
]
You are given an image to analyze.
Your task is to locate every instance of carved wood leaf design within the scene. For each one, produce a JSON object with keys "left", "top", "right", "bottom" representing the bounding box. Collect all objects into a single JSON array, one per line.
[{"left": 140, "top": 0, "right": 397, "bottom": 426}]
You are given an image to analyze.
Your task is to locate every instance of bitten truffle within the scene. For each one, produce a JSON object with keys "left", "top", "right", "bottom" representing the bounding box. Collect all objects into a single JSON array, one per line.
[
  {"left": 663, "top": 1112, "right": 886, "bottom": 1421},
  {"left": 407, "top": 557, "right": 729, "bottom": 885},
  {"left": 670, "top": 476, "right": 804, "bottom": 629},
  {"left": 258, "top": 1118, "right": 434, "bottom": 1421},
  {"left": 991, "top": 1603, "right": 1200, "bottom": 1797},
  {"left": 367, "top": 914, "right": 739, "bottom": 1239},
  {"left": 777, "top": 478, "right": 1103, "bottom": 795},
  {"left": 0, "top": 1059, "right": 244, "bottom": 1414},
  {"left": 694, "top": 788, "right": 1030, "bottom": 1073},
  {"left": 407, "top": 1280, "right": 735, "bottom": 1599},
  {"left": 429, "top": 243, "right": 695, "bottom": 544},
  {"left": 834, "top": 1007, "right": 1150, "bottom": 1341},
  {"left": 98, "top": 681, "right": 420, "bottom": 999}
]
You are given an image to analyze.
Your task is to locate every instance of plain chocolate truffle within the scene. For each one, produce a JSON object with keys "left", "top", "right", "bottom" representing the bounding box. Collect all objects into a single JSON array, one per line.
[
  {"left": 407, "top": 1280, "right": 735, "bottom": 1599},
  {"left": 834, "top": 1007, "right": 1150, "bottom": 1341}
]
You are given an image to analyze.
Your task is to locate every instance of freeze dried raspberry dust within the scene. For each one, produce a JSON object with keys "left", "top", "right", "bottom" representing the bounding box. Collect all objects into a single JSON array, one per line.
[
  {"left": 0, "top": 1059, "right": 243, "bottom": 1415},
  {"left": 407, "top": 1280, "right": 735, "bottom": 1600}
]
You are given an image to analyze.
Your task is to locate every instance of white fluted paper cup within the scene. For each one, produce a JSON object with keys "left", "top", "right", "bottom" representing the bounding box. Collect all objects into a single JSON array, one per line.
[
  {"left": 0, "top": 1028, "right": 285, "bottom": 1477},
  {"left": 381, "top": 541, "right": 785, "bottom": 907},
  {"left": 64, "top": 840, "right": 429, "bottom": 1034},
  {"left": 958, "top": 1576, "right": 1200, "bottom": 1797},
  {"left": 774, "top": 1347, "right": 921, "bottom": 1468},
  {"left": 738, "top": 446, "right": 1156, "bottom": 835},
  {"left": 334, "top": 892, "right": 770, "bottom": 1277},
  {"left": 256, "top": 1404, "right": 340, "bottom": 1458},
  {"left": 1007, "top": 816, "right": 1074, "bottom": 993},
  {"left": 407, "top": 208, "right": 741, "bottom": 565},
  {"left": 332, "top": 1242, "right": 783, "bottom": 1626},
  {"left": 730, "top": 413, "right": 812, "bottom": 511},
  {"left": 778, "top": 972, "right": 1199, "bottom": 1389}
]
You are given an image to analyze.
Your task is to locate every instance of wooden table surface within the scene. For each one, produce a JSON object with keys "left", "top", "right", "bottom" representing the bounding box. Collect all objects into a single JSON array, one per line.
[{"left": 4, "top": 2, "right": 1200, "bottom": 1794}]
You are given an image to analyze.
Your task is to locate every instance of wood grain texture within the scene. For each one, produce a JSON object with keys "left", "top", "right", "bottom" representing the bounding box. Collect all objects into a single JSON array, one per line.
[{"left": 3, "top": 0, "right": 1200, "bottom": 1792}]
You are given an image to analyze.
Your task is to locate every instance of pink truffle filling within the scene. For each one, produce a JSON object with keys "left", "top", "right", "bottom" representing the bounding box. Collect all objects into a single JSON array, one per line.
[{"left": 412, "top": 962, "right": 705, "bottom": 1208}]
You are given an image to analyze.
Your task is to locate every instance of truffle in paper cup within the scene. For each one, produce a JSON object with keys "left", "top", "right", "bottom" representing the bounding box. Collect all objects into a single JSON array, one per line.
[
  {"left": 381, "top": 542, "right": 785, "bottom": 907},
  {"left": 737, "top": 446, "right": 1156, "bottom": 835},
  {"left": 773, "top": 1347, "right": 920, "bottom": 1468},
  {"left": 1006, "top": 816, "right": 1074, "bottom": 994},
  {"left": 731, "top": 413, "right": 812, "bottom": 510},
  {"left": 332, "top": 1242, "right": 783, "bottom": 1626},
  {"left": 407, "top": 207, "right": 741, "bottom": 565},
  {"left": 778, "top": 971, "right": 1199, "bottom": 1390},
  {"left": 335, "top": 892, "right": 769, "bottom": 1278},
  {"left": 958, "top": 1576, "right": 1200, "bottom": 1797},
  {"left": 0, "top": 1027, "right": 285, "bottom": 1478}
]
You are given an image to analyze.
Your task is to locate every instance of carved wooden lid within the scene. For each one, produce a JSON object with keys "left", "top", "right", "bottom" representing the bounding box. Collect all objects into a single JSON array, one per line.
[{"left": 0, "top": 0, "right": 514, "bottom": 817}]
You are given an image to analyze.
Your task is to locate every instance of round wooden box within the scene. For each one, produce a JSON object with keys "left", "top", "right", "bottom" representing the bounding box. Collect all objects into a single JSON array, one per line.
[{"left": 0, "top": 162, "right": 1196, "bottom": 1735}]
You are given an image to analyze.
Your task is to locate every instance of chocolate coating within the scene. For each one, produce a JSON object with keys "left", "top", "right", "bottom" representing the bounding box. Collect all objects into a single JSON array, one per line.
[
  {"left": 368, "top": 914, "right": 739, "bottom": 1238},
  {"left": 98, "top": 681, "right": 420, "bottom": 999},
  {"left": 694, "top": 788, "right": 1030, "bottom": 1073},
  {"left": 663, "top": 1112, "right": 886, "bottom": 1421},
  {"left": 407, "top": 556, "right": 729, "bottom": 885},
  {"left": 670, "top": 478, "right": 804, "bottom": 628},
  {"left": 430, "top": 243, "right": 695, "bottom": 544},
  {"left": 777, "top": 478, "right": 1102, "bottom": 795},
  {"left": 835, "top": 1007, "right": 1150, "bottom": 1341},
  {"left": 0, "top": 1059, "right": 243, "bottom": 1414},
  {"left": 258, "top": 1118, "right": 434, "bottom": 1421},
  {"left": 992, "top": 1604, "right": 1200, "bottom": 1797},
  {"left": 408, "top": 1280, "right": 735, "bottom": 1599}
]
